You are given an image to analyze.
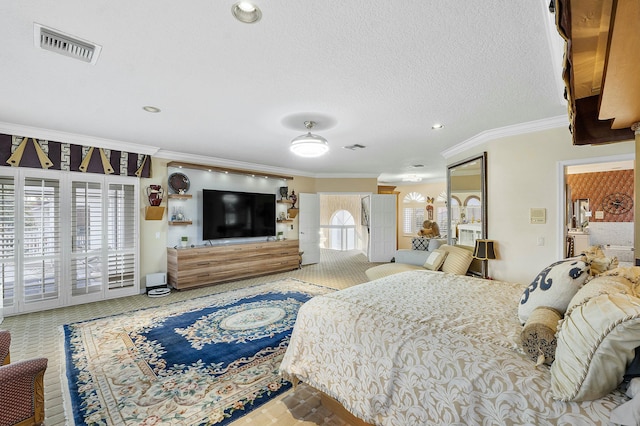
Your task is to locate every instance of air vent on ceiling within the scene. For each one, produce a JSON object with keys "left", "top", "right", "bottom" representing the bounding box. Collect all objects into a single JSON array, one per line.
[
  {"left": 34, "top": 23, "right": 102, "bottom": 65},
  {"left": 343, "top": 144, "right": 366, "bottom": 150}
]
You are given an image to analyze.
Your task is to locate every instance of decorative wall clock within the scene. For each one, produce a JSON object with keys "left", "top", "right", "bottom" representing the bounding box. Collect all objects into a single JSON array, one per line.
[{"left": 602, "top": 192, "right": 633, "bottom": 215}]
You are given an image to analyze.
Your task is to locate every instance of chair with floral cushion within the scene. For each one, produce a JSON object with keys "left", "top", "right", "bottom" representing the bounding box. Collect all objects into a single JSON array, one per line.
[
  {"left": 0, "top": 330, "right": 10, "bottom": 365},
  {"left": 0, "top": 330, "right": 48, "bottom": 426}
]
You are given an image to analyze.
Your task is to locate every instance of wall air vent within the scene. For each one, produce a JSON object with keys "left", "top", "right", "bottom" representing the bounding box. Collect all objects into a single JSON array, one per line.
[
  {"left": 343, "top": 144, "right": 366, "bottom": 150},
  {"left": 34, "top": 23, "right": 102, "bottom": 65}
]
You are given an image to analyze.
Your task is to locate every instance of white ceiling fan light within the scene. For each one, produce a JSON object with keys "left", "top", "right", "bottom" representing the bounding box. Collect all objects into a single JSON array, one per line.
[{"left": 290, "top": 121, "right": 329, "bottom": 158}]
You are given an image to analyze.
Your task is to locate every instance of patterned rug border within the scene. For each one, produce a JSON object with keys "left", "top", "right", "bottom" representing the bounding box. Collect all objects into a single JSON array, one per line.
[
  {"left": 64, "top": 277, "right": 333, "bottom": 327},
  {"left": 59, "top": 277, "right": 333, "bottom": 426}
]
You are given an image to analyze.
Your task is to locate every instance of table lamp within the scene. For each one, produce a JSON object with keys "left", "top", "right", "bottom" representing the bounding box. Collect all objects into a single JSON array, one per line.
[{"left": 473, "top": 239, "right": 497, "bottom": 279}]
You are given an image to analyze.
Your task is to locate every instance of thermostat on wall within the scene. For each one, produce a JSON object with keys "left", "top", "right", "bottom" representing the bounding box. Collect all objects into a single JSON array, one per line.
[{"left": 530, "top": 208, "right": 546, "bottom": 224}]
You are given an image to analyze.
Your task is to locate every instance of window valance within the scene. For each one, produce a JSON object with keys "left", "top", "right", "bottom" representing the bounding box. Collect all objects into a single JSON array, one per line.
[{"left": 0, "top": 133, "right": 151, "bottom": 178}]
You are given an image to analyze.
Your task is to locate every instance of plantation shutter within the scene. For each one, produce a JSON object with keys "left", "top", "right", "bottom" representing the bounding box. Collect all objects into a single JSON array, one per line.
[
  {"left": 0, "top": 176, "right": 15, "bottom": 308},
  {"left": 22, "top": 177, "right": 60, "bottom": 304},
  {"left": 107, "top": 183, "right": 136, "bottom": 290},
  {"left": 71, "top": 181, "right": 103, "bottom": 296}
]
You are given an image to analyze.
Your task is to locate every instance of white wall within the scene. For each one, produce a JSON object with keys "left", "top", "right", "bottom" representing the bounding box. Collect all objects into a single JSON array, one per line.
[{"left": 449, "top": 126, "right": 634, "bottom": 285}]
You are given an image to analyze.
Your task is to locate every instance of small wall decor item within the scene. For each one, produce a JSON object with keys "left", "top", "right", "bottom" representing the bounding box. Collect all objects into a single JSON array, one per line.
[
  {"left": 168, "top": 172, "right": 190, "bottom": 194},
  {"left": 146, "top": 184, "right": 164, "bottom": 206},
  {"left": 279, "top": 186, "right": 289, "bottom": 200},
  {"left": 289, "top": 190, "right": 297, "bottom": 208}
]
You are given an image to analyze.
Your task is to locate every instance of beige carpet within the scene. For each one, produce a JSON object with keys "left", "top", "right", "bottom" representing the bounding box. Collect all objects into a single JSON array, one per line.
[{"left": 2, "top": 248, "right": 380, "bottom": 426}]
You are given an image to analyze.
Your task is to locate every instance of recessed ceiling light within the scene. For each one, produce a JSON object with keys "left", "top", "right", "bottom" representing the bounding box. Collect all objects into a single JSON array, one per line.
[
  {"left": 143, "top": 106, "right": 161, "bottom": 113},
  {"left": 232, "top": 2, "right": 262, "bottom": 23},
  {"left": 431, "top": 123, "right": 444, "bottom": 129},
  {"left": 411, "top": 164, "right": 424, "bottom": 168}
]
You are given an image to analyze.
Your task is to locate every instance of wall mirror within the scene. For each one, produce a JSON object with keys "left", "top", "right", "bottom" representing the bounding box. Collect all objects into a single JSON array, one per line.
[
  {"left": 447, "top": 152, "right": 487, "bottom": 247},
  {"left": 574, "top": 198, "right": 590, "bottom": 229}
]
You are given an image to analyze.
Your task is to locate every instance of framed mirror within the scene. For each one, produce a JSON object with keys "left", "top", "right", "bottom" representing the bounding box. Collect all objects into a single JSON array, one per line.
[
  {"left": 447, "top": 152, "right": 487, "bottom": 247},
  {"left": 574, "top": 198, "right": 590, "bottom": 229}
]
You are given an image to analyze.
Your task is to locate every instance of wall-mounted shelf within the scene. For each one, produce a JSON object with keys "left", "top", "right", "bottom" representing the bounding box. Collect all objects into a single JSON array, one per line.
[
  {"left": 145, "top": 206, "right": 166, "bottom": 220},
  {"left": 277, "top": 219, "right": 294, "bottom": 223},
  {"left": 168, "top": 194, "right": 192, "bottom": 199},
  {"left": 277, "top": 199, "right": 293, "bottom": 204},
  {"left": 169, "top": 221, "right": 193, "bottom": 226}
]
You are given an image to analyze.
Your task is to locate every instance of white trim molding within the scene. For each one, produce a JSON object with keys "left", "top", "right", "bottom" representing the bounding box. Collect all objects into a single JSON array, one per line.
[{"left": 441, "top": 115, "right": 569, "bottom": 159}]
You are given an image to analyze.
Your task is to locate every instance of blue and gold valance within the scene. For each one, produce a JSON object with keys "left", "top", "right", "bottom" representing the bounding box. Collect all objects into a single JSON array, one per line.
[{"left": 0, "top": 133, "right": 151, "bottom": 178}]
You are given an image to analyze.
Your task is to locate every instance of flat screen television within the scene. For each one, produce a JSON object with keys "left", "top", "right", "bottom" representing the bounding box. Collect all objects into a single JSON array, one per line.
[{"left": 202, "top": 189, "right": 276, "bottom": 240}]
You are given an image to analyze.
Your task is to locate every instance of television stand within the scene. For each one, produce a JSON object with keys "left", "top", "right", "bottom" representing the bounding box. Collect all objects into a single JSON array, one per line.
[{"left": 167, "top": 239, "right": 299, "bottom": 290}]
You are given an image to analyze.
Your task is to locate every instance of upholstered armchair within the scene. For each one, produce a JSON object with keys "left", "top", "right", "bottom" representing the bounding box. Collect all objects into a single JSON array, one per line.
[{"left": 0, "top": 330, "right": 48, "bottom": 426}]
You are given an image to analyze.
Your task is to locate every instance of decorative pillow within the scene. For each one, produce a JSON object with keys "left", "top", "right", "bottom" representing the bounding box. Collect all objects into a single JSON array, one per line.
[
  {"left": 518, "top": 259, "right": 589, "bottom": 324},
  {"left": 439, "top": 245, "right": 474, "bottom": 275},
  {"left": 551, "top": 292, "right": 640, "bottom": 401},
  {"left": 428, "top": 238, "right": 445, "bottom": 251},
  {"left": 565, "top": 274, "right": 634, "bottom": 315},
  {"left": 423, "top": 249, "right": 448, "bottom": 271},
  {"left": 521, "top": 306, "right": 561, "bottom": 366},
  {"left": 589, "top": 256, "right": 619, "bottom": 276},
  {"left": 580, "top": 244, "right": 606, "bottom": 259},
  {"left": 411, "top": 237, "right": 430, "bottom": 251},
  {"left": 599, "top": 266, "right": 640, "bottom": 287}
]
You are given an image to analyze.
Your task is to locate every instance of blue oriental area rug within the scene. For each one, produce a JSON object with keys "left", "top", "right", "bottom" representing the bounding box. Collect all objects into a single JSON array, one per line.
[{"left": 62, "top": 278, "right": 333, "bottom": 425}]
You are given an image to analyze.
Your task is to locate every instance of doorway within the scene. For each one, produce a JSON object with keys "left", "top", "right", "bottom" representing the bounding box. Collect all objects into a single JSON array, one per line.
[
  {"left": 559, "top": 154, "right": 635, "bottom": 264},
  {"left": 319, "top": 194, "right": 368, "bottom": 254}
]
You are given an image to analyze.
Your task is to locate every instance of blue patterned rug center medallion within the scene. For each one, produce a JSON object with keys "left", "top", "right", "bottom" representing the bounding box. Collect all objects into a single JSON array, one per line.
[{"left": 62, "top": 278, "right": 332, "bottom": 426}]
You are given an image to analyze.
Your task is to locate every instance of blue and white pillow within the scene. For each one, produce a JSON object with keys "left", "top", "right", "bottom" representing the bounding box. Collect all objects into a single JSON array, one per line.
[
  {"left": 411, "top": 237, "right": 430, "bottom": 251},
  {"left": 518, "top": 258, "right": 590, "bottom": 324}
]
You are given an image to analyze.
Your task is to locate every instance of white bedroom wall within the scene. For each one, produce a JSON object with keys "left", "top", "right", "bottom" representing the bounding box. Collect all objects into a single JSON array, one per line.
[{"left": 449, "top": 126, "right": 634, "bottom": 285}]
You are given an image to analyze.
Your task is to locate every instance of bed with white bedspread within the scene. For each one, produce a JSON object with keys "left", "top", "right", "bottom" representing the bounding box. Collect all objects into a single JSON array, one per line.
[{"left": 279, "top": 270, "right": 627, "bottom": 425}]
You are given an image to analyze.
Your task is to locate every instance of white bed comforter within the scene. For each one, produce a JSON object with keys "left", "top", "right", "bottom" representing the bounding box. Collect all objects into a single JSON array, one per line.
[{"left": 280, "top": 270, "right": 627, "bottom": 425}]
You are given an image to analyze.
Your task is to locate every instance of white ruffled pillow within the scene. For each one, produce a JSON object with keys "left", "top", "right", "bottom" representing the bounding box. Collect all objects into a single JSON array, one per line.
[
  {"left": 551, "top": 292, "right": 640, "bottom": 401},
  {"left": 518, "top": 259, "right": 590, "bottom": 324}
]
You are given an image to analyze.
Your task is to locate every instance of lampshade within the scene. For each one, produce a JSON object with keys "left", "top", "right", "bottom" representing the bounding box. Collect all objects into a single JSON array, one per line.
[
  {"left": 290, "top": 121, "right": 329, "bottom": 157},
  {"left": 473, "top": 239, "right": 497, "bottom": 260}
]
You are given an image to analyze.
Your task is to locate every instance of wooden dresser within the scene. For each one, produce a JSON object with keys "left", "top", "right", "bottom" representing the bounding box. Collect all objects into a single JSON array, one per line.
[{"left": 167, "top": 239, "right": 300, "bottom": 290}]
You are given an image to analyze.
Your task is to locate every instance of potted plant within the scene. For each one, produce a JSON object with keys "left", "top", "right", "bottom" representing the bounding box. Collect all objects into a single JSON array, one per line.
[
  {"left": 180, "top": 236, "right": 188, "bottom": 247},
  {"left": 277, "top": 231, "right": 284, "bottom": 241}
]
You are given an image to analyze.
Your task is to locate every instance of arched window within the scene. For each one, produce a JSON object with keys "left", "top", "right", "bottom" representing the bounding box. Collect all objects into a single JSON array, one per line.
[
  {"left": 403, "top": 192, "right": 426, "bottom": 235},
  {"left": 329, "top": 210, "right": 356, "bottom": 251},
  {"left": 464, "top": 196, "right": 482, "bottom": 223}
]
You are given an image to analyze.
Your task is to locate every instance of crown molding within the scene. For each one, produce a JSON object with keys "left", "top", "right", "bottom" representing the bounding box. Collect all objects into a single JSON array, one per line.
[
  {"left": 441, "top": 115, "right": 569, "bottom": 159},
  {"left": 157, "top": 149, "right": 377, "bottom": 180},
  {"left": 0, "top": 121, "right": 160, "bottom": 156}
]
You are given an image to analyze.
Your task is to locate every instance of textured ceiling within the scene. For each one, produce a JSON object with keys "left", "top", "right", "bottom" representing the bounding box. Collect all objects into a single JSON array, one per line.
[{"left": 0, "top": 1, "right": 567, "bottom": 183}]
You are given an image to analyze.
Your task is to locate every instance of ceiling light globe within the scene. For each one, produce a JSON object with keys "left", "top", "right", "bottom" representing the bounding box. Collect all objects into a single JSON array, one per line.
[
  {"left": 237, "top": 1, "right": 255, "bottom": 12},
  {"left": 290, "top": 132, "right": 329, "bottom": 157}
]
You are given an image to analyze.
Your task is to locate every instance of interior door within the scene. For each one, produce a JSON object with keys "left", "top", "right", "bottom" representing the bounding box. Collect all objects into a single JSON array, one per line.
[
  {"left": 298, "top": 193, "right": 320, "bottom": 265},
  {"left": 369, "top": 194, "right": 397, "bottom": 262}
]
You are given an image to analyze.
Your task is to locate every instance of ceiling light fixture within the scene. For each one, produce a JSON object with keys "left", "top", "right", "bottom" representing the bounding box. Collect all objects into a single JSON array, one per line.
[
  {"left": 431, "top": 123, "right": 444, "bottom": 129},
  {"left": 142, "top": 106, "right": 161, "bottom": 113},
  {"left": 232, "top": 2, "right": 262, "bottom": 23},
  {"left": 402, "top": 175, "right": 422, "bottom": 182},
  {"left": 290, "top": 121, "right": 329, "bottom": 158}
]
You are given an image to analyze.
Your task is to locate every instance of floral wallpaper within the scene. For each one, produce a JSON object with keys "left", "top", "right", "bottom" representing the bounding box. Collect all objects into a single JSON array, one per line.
[{"left": 566, "top": 170, "right": 634, "bottom": 223}]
